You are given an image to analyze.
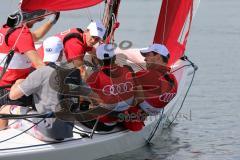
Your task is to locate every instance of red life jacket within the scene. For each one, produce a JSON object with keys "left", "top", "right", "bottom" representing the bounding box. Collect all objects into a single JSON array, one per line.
[
  {"left": 0, "top": 25, "right": 33, "bottom": 86},
  {"left": 136, "top": 66, "right": 178, "bottom": 115},
  {"left": 38, "top": 28, "right": 92, "bottom": 61},
  {"left": 87, "top": 65, "right": 135, "bottom": 124}
]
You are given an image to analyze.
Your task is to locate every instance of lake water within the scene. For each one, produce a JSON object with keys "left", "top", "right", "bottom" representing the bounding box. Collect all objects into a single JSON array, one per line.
[{"left": 1, "top": 0, "right": 240, "bottom": 160}]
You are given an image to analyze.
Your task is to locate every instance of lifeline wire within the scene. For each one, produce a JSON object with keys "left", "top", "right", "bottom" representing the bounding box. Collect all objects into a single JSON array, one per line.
[
  {"left": 167, "top": 59, "right": 197, "bottom": 127},
  {"left": 146, "top": 57, "right": 197, "bottom": 143},
  {"left": 146, "top": 108, "right": 165, "bottom": 143}
]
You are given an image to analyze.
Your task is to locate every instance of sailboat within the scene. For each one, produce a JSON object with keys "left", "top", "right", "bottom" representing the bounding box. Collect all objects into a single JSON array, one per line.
[{"left": 0, "top": 0, "right": 200, "bottom": 160}]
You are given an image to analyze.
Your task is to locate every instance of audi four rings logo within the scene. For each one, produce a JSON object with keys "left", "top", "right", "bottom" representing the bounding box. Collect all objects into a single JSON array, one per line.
[
  {"left": 102, "top": 82, "right": 133, "bottom": 96},
  {"left": 159, "top": 93, "right": 176, "bottom": 102}
]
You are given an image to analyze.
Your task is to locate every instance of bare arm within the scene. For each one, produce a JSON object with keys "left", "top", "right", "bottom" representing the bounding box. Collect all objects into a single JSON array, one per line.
[
  {"left": 31, "top": 13, "right": 60, "bottom": 42},
  {"left": 25, "top": 50, "right": 45, "bottom": 68},
  {"left": 31, "top": 21, "right": 53, "bottom": 42},
  {"left": 9, "top": 79, "right": 25, "bottom": 100},
  {"left": 71, "top": 59, "right": 88, "bottom": 79}
]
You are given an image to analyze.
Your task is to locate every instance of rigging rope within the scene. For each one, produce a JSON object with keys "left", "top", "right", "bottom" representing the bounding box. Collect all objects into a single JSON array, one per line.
[
  {"left": 146, "top": 56, "right": 198, "bottom": 143},
  {"left": 0, "top": 24, "right": 26, "bottom": 80},
  {"left": 102, "top": 0, "right": 120, "bottom": 43},
  {"left": 162, "top": 0, "right": 169, "bottom": 44},
  {"left": 167, "top": 56, "right": 197, "bottom": 127},
  {"left": 146, "top": 108, "right": 164, "bottom": 143},
  {"left": 85, "top": 8, "right": 93, "bottom": 21},
  {"left": 0, "top": 112, "right": 54, "bottom": 120},
  {"left": 0, "top": 92, "right": 9, "bottom": 100}
]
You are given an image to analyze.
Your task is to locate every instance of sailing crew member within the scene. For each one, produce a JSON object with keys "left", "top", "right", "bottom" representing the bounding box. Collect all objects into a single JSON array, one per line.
[
  {"left": 37, "top": 21, "right": 106, "bottom": 75},
  {"left": 0, "top": 12, "right": 60, "bottom": 106},
  {"left": 86, "top": 44, "right": 144, "bottom": 131},
  {"left": 135, "top": 44, "right": 178, "bottom": 116},
  {"left": 0, "top": 36, "right": 74, "bottom": 141}
]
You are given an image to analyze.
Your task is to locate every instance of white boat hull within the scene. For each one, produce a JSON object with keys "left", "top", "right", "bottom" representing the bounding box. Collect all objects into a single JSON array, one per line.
[{"left": 0, "top": 48, "right": 195, "bottom": 160}]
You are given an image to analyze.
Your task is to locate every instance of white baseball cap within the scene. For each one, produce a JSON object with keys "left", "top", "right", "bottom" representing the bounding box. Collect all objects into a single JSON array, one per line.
[
  {"left": 140, "top": 44, "right": 169, "bottom": 58},
  {"left": 96, "top": 44, "right": 115, "bottom": 60},
  {"left": 43, "top": 36, "right": 63, "bottom": 62},
  {"left": 87, "top": 21, "right": 106, "bottom": 39}
]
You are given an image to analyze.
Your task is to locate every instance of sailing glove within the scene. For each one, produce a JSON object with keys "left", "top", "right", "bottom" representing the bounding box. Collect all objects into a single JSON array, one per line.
[{"left": 49, "top": 12, "right": 60, "bottom": 25}]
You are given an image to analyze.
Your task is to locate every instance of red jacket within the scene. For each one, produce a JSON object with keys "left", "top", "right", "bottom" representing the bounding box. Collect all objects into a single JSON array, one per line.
[
  {"left": 87, "top": 65, "right": 135, "bottom": 123},
  {"left": 38, "top": 28, "right": 93, "bottom": 62},
  {"left": 0, "top": 25, "right": 35, "bottom": 86},
  {"left": 135, "top": 65, "right": 178, "bottom": 115}
]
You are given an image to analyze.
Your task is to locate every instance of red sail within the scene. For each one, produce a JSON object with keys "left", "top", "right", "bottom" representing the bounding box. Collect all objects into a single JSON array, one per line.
[
  {"left": 154, "top": 0, "right": 193, "bottom": 65},
  {"left": 21, "top": 0, "right": 104, "bottom": 12}
]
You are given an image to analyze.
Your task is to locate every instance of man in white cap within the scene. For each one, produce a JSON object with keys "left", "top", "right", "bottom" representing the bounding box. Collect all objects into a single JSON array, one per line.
[
  {"left": 86, "top": 44, "right": 144, "bottom": 131},
  {"left": 0, "top": 36, "right": 74, "bottom": 141},
  {"left": 42, "top": 36, "right": 63, "bottom": 63},
  {"left": 135, "top": 43, "right": 178, "bottom": 116},
  {"left": 38, "top": 20, "right": 106, "bottom": 71}
]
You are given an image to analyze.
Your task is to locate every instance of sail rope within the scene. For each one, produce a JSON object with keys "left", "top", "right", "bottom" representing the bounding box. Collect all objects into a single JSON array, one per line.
[
  {"left": 85, "top": 8, "right": 93, "bottom": 21},
  {"left": 7, "top": 24, "right": 25, "bottom": 50},
  {"left": 0, "top": 92, "right": 9, "bottom": 100},
  {"left": 102, "top": 0, "right": 120, "bottom": 43},
  {"left": 162, "top": 0, "right": 169, "bottom": 44},
  {"left": 0, "top": 112, "right": 54, "bottom": 120},
  {"left": 0, "top": 24, "right": 26, "bottom": 80}
]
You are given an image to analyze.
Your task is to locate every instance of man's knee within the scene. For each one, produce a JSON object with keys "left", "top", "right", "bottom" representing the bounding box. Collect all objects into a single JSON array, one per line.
[{"left": 0, "top": 105, "right": 11, "bottom": 114}]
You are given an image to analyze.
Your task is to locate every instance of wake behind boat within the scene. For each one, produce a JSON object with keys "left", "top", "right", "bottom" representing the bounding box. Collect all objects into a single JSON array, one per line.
[{"left": 0, "top": 0, "right": 200, "bottom": 159}]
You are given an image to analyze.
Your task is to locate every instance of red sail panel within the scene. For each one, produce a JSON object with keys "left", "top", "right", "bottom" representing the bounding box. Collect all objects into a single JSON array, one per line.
[
  {"left": 154, "top": 0, "right": 193, "bottom": 65},
  {"left": 21, "top": 0, "right": 104, "bottom": 12}
]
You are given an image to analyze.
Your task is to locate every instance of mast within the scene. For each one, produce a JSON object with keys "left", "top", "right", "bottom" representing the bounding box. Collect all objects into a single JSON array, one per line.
[{"left": 102, "top": 0, "right": 121, "bottom": 43}]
